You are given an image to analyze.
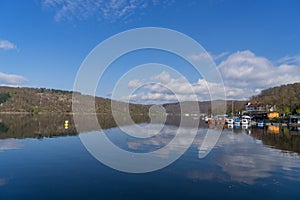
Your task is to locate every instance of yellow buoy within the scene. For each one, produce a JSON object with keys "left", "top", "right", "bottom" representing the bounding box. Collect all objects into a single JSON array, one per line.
[{"left": 64, "top": 120, "right": 69, "bottom": 129}]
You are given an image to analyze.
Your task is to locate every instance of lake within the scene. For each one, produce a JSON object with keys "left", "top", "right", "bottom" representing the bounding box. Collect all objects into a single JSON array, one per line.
[{"left": 0, "top": 114, "right": 300, "bottom": 199}]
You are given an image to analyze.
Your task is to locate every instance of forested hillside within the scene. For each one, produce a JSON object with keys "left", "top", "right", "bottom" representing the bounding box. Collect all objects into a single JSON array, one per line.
[
  {"left": 251, "top": 82, "right": 300, "bottom": 115},
  {"left": 0, "top": 86, "right": 149, "bottom": 114}
]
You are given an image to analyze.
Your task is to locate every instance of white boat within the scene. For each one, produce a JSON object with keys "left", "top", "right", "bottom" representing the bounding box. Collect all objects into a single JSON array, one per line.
[
  {"left": 257, "top": 120, "right": 264, "bottom": 127},
  {"left": 242, "top": 115, "right": 251, "bottom": 120},
  {"left": 226, "top": 118, "right": 234, "bottom": 124},
  {"left": 205, "top": 116, "right": 209, "bottom": 123},
  {"left": 234, "top": 118, "right": 241, "bottom": 126},
  {"left": 241, "top": 119, "right": 249, "bottom": 125}
]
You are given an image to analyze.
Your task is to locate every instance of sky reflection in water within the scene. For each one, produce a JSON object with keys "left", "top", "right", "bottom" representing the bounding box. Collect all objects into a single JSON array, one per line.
[{"left": 1, "top": 116, "right": 300, "bottom": 199}]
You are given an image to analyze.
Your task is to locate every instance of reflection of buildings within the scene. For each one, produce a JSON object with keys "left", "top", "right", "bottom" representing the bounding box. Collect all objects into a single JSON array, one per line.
[
  {"left": 267, "top": 125, "right": 280, "bottom": 134},
  {"left": 289, "top": 126, "right": 300, "bottom": 135}
]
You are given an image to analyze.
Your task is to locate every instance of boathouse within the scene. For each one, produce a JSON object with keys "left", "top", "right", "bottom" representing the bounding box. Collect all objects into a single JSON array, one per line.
[{"left": 289, "top": 115, "right": 300, "bottom": 125}]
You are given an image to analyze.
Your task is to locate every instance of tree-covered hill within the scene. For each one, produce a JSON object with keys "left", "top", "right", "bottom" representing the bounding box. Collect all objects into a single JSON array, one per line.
[
  {"left": 0, "top": 86, "right": 149, "bottom": 114},
  {"left": 251, "top": 82, "right": 300, "bottom": 115}
]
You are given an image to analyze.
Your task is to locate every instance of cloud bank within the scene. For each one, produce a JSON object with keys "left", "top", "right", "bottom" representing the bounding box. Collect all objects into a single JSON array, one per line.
[
  {"left": 120, "top": 50, "right": 300, "bottom": 104},
  {"left": 218, "top": 50, "right": 300, "bottom": 92},
  {"left": 0, "top": 40, "right": 17, "bottom": 50},
  {"left": 0, "top": 72, "right": 28, "bottom": 86}
]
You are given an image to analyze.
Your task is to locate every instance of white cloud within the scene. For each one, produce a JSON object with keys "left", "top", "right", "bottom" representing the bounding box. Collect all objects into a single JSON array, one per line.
[
  {"left": 276, "top": 55, "right": 300, "bottom": 65},
  {"left": 0, "top": 72, "right": 28, "bottom": 86},
  {"left": 121, "top": 50, "right": 300, "bottom": 104},
  {"left": 189, "top": 51, "right": 229, "bottom": 61},
  {"left": 43, "top": 0, "right": 167, "bottom": 22},
  {"left": 212, "top": 52, "right": 229, "bottom": 60},
  {"left": 218, "top": 50, "right": 300, "bottom": 92},
  {"left": 128, "top": 79, "right": 143, "bottom": 89},
  {"left": 0, "top": 40, "right": 17, "bottom": 50},
  {"left": 188, "top": 52, "right": 211, "bottom": 61},
  {"left": 124, "top": 71, "right": 218, "bottom": 104}
]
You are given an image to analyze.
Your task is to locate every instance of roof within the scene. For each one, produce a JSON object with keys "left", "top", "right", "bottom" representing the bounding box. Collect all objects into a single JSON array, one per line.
[{"left": 246, "top": 102, "right": 264, "bottom": 106}]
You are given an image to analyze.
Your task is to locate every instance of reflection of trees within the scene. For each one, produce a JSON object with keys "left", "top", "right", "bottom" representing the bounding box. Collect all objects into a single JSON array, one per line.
[
  {"left": 0, "top": 114, "right": 76, "bottom": 139},
  {"left": 0, "top": 114, "right": 149, "bottom": 139},
  {"left": 250, "top": 127, "right": 300, "bottom": 153},
  {"left": 0, "top": 122, "right": 8, "bottom": 133}
]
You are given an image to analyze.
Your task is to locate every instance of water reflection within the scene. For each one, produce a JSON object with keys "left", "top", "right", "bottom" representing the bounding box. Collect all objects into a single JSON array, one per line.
[
  {"left": 0, "top": 139, "right": 22, "bottom": 151},
  {"left": 105, "top": 124, "right": 196, "bottom": 155},
  {"left": 1, "top": 115, "right": 300, "bottom": 198},
  {"left": 86, "top": 121, "right": 300, "bottom": 184},
  {"left": 248, "top": 126, "right": 300, "bottom": 153},
  {"left": 0, "top": 114, "right": 300, "bottom": 156},
  {"left": 213, "top": 130, "right": 300, "bottom": 184},
  {"left": 0, "top": 178, "right": 7, "bottom": 186},
  {"left": 182, "top": 128, "right": 300, "bottom": 186},
  {"left": 0, "top": 114, "right": 149, "bottom": 139},
  {"left": 0, "top": 114, "right": 76, "bottom": 139}
]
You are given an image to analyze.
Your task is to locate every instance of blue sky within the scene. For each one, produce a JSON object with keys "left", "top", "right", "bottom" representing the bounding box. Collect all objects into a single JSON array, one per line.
[{"left": 0, "top": 0, "right": 300, "bottom": 103}]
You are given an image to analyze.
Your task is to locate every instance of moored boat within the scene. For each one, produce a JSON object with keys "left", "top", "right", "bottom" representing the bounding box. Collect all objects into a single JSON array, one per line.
[
  {"left": 257, "top": 120, "right": 264, "bottom": 127},
  {"left": 241, "top": 118, "right": 249, "bottom": 125},
  {"left": 234, "top": 118, "right": 241, "bottom": 126},
  {"left": 226, "top": 118, "right": 234, "bottom": 124}
]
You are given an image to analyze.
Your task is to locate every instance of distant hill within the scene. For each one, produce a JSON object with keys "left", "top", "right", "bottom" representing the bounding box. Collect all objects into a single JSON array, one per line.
[
  {"left": 251, "top": 82, "right": 300, "bottom": 115},
  {"left": 163, "top": 100, "right": 247, "bottom": 115},
  {"left": 163, "top": 101, "right": 211, "bottom": 114},
  {"left": 163, "top": 82, "right": 300, "bottom": 116},
  {"left": 2, "top": 82, "right": 298, "bottom": 115},
  {"left": 0, "top": 86, "right": 149, "bottom": 114}
]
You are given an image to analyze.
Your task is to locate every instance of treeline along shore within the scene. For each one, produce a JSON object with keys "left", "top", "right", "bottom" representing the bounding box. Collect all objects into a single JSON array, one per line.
[{"left": 0, "top": 86, "right": 149, "bottom": 114}]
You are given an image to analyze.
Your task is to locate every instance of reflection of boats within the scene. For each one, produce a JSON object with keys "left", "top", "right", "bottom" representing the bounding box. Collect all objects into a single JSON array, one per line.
[
  {"left": 227, "top": 124, "right": 234, "bottom": 129},
  {"left": 234, "top": 124, "right": 241, "bottom": 129},
  {"left": 289, "top": 126, "right": 300, "bottom": 135},
  {"left": 242, "top": 124, "right": 248, "bottom": 129},
  {"left": 207, "top": 117, "right": 225, "bottom": 125},
  {"left": 208, "top": 122, "right": 226, "bottom": 129}
]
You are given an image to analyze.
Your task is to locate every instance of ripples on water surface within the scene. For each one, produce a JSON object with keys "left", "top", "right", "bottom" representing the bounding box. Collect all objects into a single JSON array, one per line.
[{"left": 0, "top": 114, "right": 300, "bottom": 199}]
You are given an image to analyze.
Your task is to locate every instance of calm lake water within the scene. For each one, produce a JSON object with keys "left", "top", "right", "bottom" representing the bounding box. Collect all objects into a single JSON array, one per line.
[{"left": 0, "top": 114, "right": 300, "bottom": 199}]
